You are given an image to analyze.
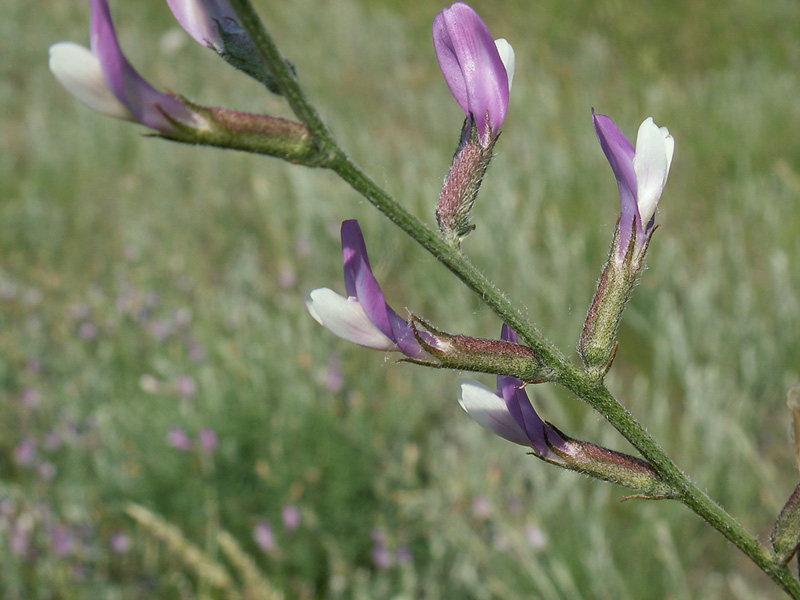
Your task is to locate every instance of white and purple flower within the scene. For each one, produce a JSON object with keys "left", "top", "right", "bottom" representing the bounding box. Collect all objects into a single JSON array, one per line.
[
  {"left": 306, "top": 220, "right": 430, "bottom": 360},
  {"left": 592, "top": 111, "right": 674, "bottom": 260},
  {"left": 165, "top": 0, "right": 240, "bottom": 51},
  {"left": 433, "top": 2, "right": 514, "bottom": 146},
  {"left": 457, "top": 325, "right": 565, "bottom": 458},
  {"left": 49, "top": 0, "right": 201, "bottom": 133}
]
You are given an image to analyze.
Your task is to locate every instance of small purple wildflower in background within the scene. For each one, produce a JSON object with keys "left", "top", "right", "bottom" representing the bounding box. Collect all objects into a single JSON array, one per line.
[
  {"left": 44, "top": 430, "right": 62, "bottom": 451},
  {"left": 14, "top": 437, "right": 37, "bottom": 466},
  {"left": 395, "top": 544, "right": 412, "bottom": 565},
  {"left": 372, "top": 544, "right": 393, "bottom": 570},
  {"left": 370, "top": 526, "right": 393, "bottom": 570},
  {"left": 149, "top": 319, "right": 173, "bottom": 342},
  {"left": 185, "top": 336, "right": 207, "bottom": 362},
  {"left": 50, "top": 523, "right": 75, "bottom": 556},
  {"left": 78, "top": 321, "right": 98, "bottom": 341},
  {"left": 471, "top": 495, "right": 492, "bottom": 520},
  {"left": 278, "top": 266, "right": 297, "bottom": 289},
  {"left": 71, "top": 301, "right": 92, "bottom": 321},
  {"left": 294, "top": 236, "right": 311, "bottom": 258},
  {"left": 322, "top": 354, "right": 344, "bottom": 392},
  {"left": 175, "top": 375, "right": 197, "bottom": 398},
  {"left": 11, "top": 521, "right": 31, "bottom": 557},
  {"left": 524, "top": 523, "right": 548, "bottom": 552},
  {"left": 254, "top": 521, "right": 276, "bottom": 553},
  {"left": 38, "top": 462, "right": 57, "bottom": 482},
  {"left": 26, "top": 357, "right": 43, "bottom": 374},
  {"left": 281, "top": 504, "right": 300, "bottom": 531},
  {"left": 109, "top": 531, "right": 131, "bottom": 554},
  {"left": 173, "top": 307, "right": 192, "bottom": 328},
  {"left": 0, "top": 500, "right": 15, "bottom": 520},
  {"left": 199, "top": 428, "right": 218, "bottom": 453},
  {"left": 20, "top": 387, "right": 39, "bottom": 408},
  {"left": 168, "top": 427, "right": 192, "bottom": 451}
]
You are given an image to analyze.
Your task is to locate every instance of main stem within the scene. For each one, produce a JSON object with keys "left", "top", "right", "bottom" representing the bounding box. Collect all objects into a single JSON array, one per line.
[{"left": 226, "top": 1, "right": 800, "bottom": 595}]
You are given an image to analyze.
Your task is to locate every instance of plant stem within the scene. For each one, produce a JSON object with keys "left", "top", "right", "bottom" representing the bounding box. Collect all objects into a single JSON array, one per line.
[{"left": 225, "top": 1, "right": 800, "bottom": 595}]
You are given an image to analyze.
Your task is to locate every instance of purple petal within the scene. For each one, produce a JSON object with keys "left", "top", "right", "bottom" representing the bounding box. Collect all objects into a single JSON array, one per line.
[
  {"left": 592, "top": 111, "right": 640, "bottom": 251},
  {"left": 166, "top": 0, "right": 239, "bottom": 50},
  {"left": 340, "top": 221, "right": 425, "bottom": 358},
  {"left": 89, "top": 0, "right": 194, "bottom": 132},
  {"left": 497, "top": 325, "right": 559, "bottom": 455},
  {"left": 433, "top": 2, "right": 509, "bottom": 143}
]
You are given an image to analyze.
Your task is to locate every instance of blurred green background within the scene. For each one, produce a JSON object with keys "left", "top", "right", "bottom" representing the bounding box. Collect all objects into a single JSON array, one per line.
[{"left": 3, "top": 0, "right": 800, "bottom": 597}]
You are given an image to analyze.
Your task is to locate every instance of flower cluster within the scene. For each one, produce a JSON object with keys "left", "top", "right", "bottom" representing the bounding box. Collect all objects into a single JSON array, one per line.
[
  {"left": 49, "top": 0, "right": 677, "bottom": 500},
  {"left": 302, "top": 4, "right": 674, "bottom": 492}
]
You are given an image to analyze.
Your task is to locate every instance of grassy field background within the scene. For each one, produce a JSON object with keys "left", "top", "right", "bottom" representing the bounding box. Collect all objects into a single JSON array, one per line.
[{"left": 3, "top": 0, "right": 800, "bottom": 597}]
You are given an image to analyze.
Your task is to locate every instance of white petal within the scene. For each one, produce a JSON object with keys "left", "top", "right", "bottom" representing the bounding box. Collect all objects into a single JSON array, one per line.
[
  {"left": 305, "top": 288, "right": 396, "bottom": 351},
  {"left": 633, "top": 117, "right": 674, "bottom": 224},
  {"left": 48, "top": 42, "right": 135, "bottom": 122},
  {"left": 457, "top": 379, "right": 529, "bottom": 446},
  {"left": 494, "top": 38, "right": 515, "bottom": 93}
]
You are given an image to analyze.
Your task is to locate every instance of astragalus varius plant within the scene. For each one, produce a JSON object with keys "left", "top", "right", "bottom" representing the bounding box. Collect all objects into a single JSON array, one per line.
[{"left": 48, "top": 0, "right": 800, "bottom": 596}]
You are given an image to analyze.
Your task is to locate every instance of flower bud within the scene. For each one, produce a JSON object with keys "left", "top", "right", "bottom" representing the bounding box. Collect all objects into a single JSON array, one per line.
[
  {"left": 433, "top": 3, "right": 513, "bottom": 146},
  {"left": 544, "top": 426, "right": 674, "bottom": 498},
  {"left": 412, "top": 317, "right": 546, "bottom": 380},
  {"left": 771, "top": 482, "right": 800, "bottom": 564},
  {"left": 435, "top": 122, "right": 495, "bottom": 245}
]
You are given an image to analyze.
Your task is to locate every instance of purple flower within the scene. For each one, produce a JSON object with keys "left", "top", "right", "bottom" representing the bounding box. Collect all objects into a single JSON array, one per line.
[
  {"left": 175, "top": 375, "right": 198, "bottom": 398},
  {"left": 321, "top": 353, "right": 344, "bottom": 392},
  {"left": 281, "top": 504, "right": 300, "bottom": 531},
  {"left": 110, "top": 531, "right": 132, "bottom": 554},
  {"left": 20, "top": 387, "right": 39, "bottom": 408},
  {"left": 168, "top": 426, "right": 192, "bottom": 451},
  {"left": 14, "top": 437, "right": 37, "bottom": 466},
  {"left": 49, "top": 0, "right": 199, "bottom": 133},
  {"left": 199, "top": 427, "right": 218, "bottom": 452},
  {"left": 165, "top": 0, "right": 240, "bottom": 51},
  {"left": 592, "top": 111, "right": 674, "bottom": 259},
  {"left": 433, "top": 2, "right": 514, "bottom": 145},
  {"left": 10, "top": 521, "right": 31, "bottom": 558},
  {"left": 457, "top": 325, "right": 565, "bottom": 458},
  {"left": 253, "top": 521, "right": 276, "bottom": 553},
  {"left": 395, "top": 544, "right": 412, "bottom": 565},
  {"left": 50, "top": 524, "right": 75, "bottom": 556},
  {"left": 306, "top": 220, "right": 430, "bottom": 360}
]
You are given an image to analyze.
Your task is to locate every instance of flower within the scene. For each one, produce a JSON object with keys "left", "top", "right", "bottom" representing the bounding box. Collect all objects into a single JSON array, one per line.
[
  {"left": 49, "top": 0, "right": 199, "bottom": 133},
  {"left": 253, "top": 521, "right": 276, "bottom": 553},
  {"left": 199, "top": 427, "right": 218, "bottom": 452},
  {"left": 457, "top": 325, "right": 565, "bottom": 457},
  {"left": 433, "top": 2, "right": 514, "bottom": 145},
  {"left": 281, "top": 504, "right": 300, "bottom": 531},
  {"left": 306, "top": 220, "right": 430, "bottom": 360},
  {"left": 165, "top": 0, "right": 240, "bottom": 51},
  {"left": 167, "top": 426, "right": 192, "bottom": 451},
  {"left": 592, "top": 111, "right": 674, "bottom": 259}
]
